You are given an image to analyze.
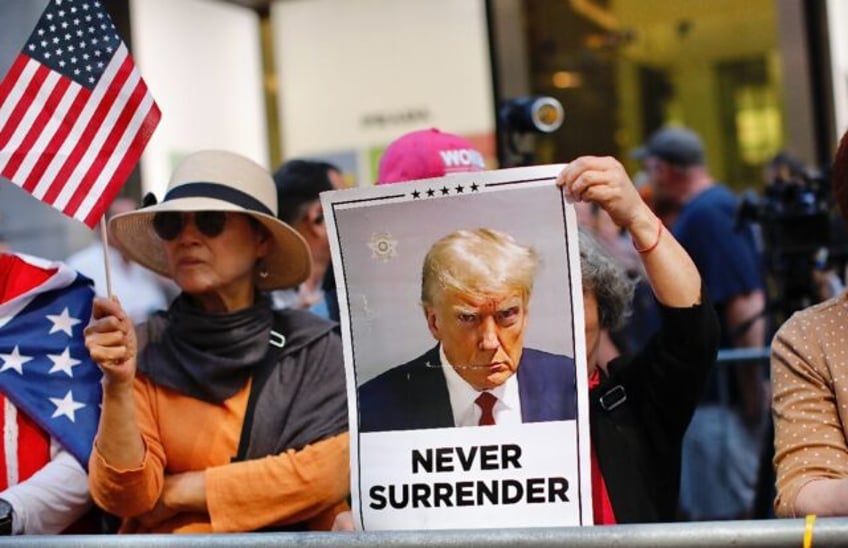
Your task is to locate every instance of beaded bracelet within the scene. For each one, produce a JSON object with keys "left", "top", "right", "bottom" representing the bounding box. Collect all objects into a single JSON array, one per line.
[{"left": 633, "top": 219, "right": 663, "bottom": 254}]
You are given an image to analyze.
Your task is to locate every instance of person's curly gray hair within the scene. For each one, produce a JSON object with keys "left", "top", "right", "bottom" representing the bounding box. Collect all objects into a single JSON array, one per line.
[{"left": 579, "top": 228, "right": 636, "bottom": 331}]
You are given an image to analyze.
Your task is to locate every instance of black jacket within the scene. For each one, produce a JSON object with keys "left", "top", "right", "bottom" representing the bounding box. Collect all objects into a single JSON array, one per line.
[{"left": 590, "top": 287, "right": 719, "bottom": 523}]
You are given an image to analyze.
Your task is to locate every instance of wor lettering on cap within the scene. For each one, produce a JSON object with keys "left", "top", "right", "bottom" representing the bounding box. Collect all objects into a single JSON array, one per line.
[{"left": 439, "top": 149, "right": 486, "bottom": 171}]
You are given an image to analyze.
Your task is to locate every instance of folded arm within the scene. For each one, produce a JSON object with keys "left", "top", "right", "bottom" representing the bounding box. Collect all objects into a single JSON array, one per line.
[{"left": 205, "top": 432, "right": 350, "bottom": 532}]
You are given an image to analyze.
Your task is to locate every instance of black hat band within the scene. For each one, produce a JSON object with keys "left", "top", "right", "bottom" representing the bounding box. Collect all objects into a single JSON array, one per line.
[{"left": 163, "top": 182, "right": 273, "bottom": 216}]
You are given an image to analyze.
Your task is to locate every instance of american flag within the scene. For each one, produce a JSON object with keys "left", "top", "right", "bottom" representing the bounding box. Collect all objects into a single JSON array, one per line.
[
  {"left": 0, "top": 0, "right": 160, "bottom": 228},
  {"left": 0, "top": 254, "right": 102, "bottom": 467}
]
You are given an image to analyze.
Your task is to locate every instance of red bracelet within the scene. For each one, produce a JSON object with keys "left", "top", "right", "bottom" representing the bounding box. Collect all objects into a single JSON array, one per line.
[{"left": 633, "top": 219, "right": 663, "bottom": 254}]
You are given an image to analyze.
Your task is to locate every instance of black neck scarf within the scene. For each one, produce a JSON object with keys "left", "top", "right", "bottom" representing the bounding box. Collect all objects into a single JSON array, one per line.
[{"left": 138, "top": 293, "right": 273, "bottom": 403}]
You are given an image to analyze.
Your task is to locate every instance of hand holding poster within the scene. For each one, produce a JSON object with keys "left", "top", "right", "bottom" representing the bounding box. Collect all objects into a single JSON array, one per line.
[{"left": 322, "top": 165, "right": 592, "bottom": 530}]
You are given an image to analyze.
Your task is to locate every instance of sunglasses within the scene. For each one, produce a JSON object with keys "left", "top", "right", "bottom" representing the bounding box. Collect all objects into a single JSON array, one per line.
[{"left": 152, "top": 211, "right": 228, "bottom": 241}]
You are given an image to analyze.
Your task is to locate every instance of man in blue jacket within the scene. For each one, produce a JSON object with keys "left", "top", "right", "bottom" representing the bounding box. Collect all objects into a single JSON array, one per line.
[{"left": 359, "top": 227, "right": 576, "bottom": 432}]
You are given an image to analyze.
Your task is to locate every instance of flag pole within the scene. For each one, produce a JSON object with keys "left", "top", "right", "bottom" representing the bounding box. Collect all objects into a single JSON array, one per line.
[{"left": 99, "top": 216, "right": 114, "bottom": 298}]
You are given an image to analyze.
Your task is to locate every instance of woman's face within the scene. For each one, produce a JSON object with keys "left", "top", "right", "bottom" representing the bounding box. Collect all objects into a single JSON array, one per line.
[
  {"left": 160, "top": 212, "right": 269, "bottom": 312},
  {"left": 583, "top": 287, "right": 600, "bottom": 377}
]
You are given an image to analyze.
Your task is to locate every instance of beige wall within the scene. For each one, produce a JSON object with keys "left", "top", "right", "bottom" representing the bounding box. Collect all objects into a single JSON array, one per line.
[
  {"left": 129, "top": 0, "right": 269, "bottom": 198},
  {"left": 270, "top": 0, "right": 495, "bottom": 185}
]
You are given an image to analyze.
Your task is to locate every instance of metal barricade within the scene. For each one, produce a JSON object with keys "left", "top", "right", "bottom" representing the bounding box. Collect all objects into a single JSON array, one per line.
[{"left": 6, "top": 517, "right": 847, "bottom": 547}]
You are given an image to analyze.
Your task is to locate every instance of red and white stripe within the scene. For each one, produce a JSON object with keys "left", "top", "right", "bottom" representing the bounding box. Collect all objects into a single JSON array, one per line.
[
  {"left": 0, "top": 395, "right": 50, "bottom": 490},
  {"left": 2, "top": 397, "right": 18, "bottom": 488},
  {"left": 0, "top": 43, "right": 160, "bottom": 228}
]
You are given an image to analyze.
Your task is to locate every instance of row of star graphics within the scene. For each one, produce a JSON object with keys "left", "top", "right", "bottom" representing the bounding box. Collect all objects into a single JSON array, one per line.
[{"left": 408, "top": 182, "right": 482, "bottom": 200}]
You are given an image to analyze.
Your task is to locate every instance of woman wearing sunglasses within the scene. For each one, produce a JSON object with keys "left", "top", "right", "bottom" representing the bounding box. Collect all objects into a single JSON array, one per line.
[{"left": 83, "top": 150, "right": 349, "bottom": 533}]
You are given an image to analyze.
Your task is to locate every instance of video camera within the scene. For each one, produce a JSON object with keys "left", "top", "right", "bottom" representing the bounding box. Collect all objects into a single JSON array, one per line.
[
  {"left": 737, "top": 164, "right": 832, "bottom": 256},
  {"left": 498, "top": 96, "right": 564, "bottom": 168},
  {"left": 736, "top": 158, "right": 843, "bottom": 319},
  {"left": 500, "top": 96, "right": 564, "bottom": 134}
]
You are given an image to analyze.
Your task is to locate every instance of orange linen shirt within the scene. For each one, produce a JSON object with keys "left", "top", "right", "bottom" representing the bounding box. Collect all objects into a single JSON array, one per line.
[{"left": 89, "top": 374, "right": 349, "bottom": 533}]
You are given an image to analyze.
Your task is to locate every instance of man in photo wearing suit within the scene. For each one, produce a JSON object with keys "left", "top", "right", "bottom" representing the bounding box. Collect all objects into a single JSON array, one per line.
[{"left": 359, "top": 227, "right": 577, "bottom": 432}]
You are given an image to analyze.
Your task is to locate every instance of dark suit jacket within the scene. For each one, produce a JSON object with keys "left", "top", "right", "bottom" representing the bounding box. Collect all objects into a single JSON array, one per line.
[{"left": 358, "top": 345, "right": 577, "bottom": 432}]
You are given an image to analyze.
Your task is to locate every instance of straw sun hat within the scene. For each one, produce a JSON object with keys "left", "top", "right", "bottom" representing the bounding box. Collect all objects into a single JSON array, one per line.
[{"left": 109, "top": 150, "right": 311, "bottom": 291}]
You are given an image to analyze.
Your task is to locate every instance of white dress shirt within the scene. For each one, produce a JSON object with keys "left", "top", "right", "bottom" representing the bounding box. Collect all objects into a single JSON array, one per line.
[{"left": 440, "top": 345, "right": 522, "bottom": 427}]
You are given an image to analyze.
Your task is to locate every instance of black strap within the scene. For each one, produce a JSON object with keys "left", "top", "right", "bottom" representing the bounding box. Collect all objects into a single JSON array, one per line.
[
  {"left": 592, "top": 365, "right": 628, "bottom": 415},
  {"left": 232, "top": 317, "right": 288, "bottom": 463},
  {"left": 598, "top": 384, "right": 627, "bottom": 412}
]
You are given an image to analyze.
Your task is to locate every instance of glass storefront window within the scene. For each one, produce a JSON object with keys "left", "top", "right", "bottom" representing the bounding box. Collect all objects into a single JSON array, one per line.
[{"left": 510, "top": 0, "right": 802, "bottom": 192}]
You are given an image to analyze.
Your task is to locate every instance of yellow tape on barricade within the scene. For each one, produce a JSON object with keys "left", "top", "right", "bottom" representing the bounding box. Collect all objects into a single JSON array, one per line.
[{"left": 803, "top": 514, "right": 817, "bottom": 548}]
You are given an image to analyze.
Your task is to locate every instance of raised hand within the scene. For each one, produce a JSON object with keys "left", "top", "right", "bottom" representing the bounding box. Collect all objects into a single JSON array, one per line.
[
  {"left": 556, "top": 155, "right": 654, "bottom": 232},
  {"left": 84, "top": 296, "right": 138, "bottom": 387}
]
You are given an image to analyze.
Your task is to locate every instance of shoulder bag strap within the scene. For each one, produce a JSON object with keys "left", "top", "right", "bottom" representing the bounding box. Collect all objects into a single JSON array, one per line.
[{"left": 232, "top": 319, "right": 288, "bottom": 462}]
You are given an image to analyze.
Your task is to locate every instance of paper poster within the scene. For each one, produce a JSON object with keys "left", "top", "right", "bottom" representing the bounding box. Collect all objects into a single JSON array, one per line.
[{"left": 322, "top": 165, "right": 592, "bottom": 530}]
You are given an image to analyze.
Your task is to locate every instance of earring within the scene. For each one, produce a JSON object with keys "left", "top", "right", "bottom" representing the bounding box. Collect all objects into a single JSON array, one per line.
[{"left": 257, "top": 260, "right": 270, "bottom": 279}]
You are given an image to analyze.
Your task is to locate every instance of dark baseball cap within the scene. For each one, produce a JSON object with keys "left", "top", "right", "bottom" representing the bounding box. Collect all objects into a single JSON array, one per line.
[{"left": 632, "top": 127, "right": 705, "bottom": 166}]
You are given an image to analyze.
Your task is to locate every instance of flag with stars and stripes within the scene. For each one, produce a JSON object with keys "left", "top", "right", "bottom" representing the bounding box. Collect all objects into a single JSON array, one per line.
[
  {"left": 0, "top": 0, "right": 160, "bottom": 228},
  {"left": 0, "top": 253, "right": 102, "bottom": 467}
]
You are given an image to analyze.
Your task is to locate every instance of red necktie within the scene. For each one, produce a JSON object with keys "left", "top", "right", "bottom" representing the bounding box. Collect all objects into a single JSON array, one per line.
[{"left": 476, "top": 392, "right": 497, "bottom": 426}]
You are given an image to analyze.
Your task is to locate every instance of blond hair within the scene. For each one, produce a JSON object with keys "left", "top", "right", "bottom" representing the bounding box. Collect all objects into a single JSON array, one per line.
[{"left": 421, "top": 228, "right": 539, "bottom": 306}]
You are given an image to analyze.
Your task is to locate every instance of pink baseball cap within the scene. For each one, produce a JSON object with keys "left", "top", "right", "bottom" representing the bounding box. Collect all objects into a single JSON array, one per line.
[{"left": 376, "top": 128, "right": 486, "bottom": 185}]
